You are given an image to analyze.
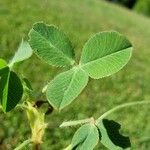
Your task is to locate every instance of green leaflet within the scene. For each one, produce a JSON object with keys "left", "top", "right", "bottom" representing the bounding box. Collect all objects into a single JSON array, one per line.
[
  {"left": 0, "top": 59, "right": 7, "bottom": 69},
  {"left": 22, "top": 77, "right": 33, "bottom": 91},
  {"left": 71, "top": 123, "right": 99, "bottom": 150},
  {"left": 9, "top": 40, "right": 33, "bottom": 67},
  {"left": 0, "top": 67, "right": 23, "bottom": 112},
  {"left": 96, "top": 119, "right": 131, "bottom": 150},
  {"left": 80, "top": 31, "right": 132, "bottom": 79},
  {"left": 29, "top": 22, "right": 75, "bottom": 67},
  {"left": 46, "top": 67, "right": 88, "bottom": 110}
]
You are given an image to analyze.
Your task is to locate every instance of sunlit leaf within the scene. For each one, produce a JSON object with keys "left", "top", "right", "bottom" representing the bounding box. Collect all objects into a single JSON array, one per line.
[
  {"left": 96, "top": 119, "right": 131, "bottom": 150},
  {"left": 29, "top": 22, "right": 75, "bottom": 67},
  {"left": 46, "top": 67, "right": 88, "bottom": 110},
  {"left": 71, "top": 123, "right": 99, "bottom": 150},
  {"left": 9, "top": 40, "right": 33, "bottom": 67},
  {"left": 80, "top": 31, "right": 132, "bottom": 79}
]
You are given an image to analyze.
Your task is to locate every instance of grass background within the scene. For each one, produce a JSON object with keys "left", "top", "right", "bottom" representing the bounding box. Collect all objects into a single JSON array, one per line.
[{"left": 0, "top": 0, "right": 150, "bottom": 149}]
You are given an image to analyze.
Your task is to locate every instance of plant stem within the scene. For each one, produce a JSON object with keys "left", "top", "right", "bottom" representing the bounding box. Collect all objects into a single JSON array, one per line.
[
  {"left": 42, "top": 84, "right": 48, "bottom": 93},
  {"left": 32, "top": 143, "right": 41, "bottom": 150},
  {"left": 96, "top": 100, "right": 150, "bottom": 123},
  {"left": 60, "top": 101, "right": 150, "bottom": 128},
  {"left": 14, "top": 139, "right": 32, "bottom": 150},
  {"left": 63, "top": 144, "right": 72, "bottom": 150},
  {"left": 60, "top": 117, "right": 94, "bottom": 128},
  {"left": 138, "top": 137, "right": 150, "bottom": 143},
  {"left": 0, "top": 105, "right": 2, "bottom": 111},
  {"left": 16, "top": 104, "right": 28, "bottom": 110}
]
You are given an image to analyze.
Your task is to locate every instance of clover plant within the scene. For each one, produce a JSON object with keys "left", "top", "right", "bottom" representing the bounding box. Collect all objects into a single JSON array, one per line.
[{"left": 0, "top": 22, "right": 149, "bottom": 150}]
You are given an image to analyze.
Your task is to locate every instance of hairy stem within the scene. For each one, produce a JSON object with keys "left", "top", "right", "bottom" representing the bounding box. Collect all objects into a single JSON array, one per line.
[
  {"left": 14, "top": 139, "right": 32, "bottom": 150},
  {"left": 60, "top": 117, "right": 94, "bottom": 128},
  {"left": 32, "top": 143, "right": 41, "bottom": 150},
  {"left": 97, "top": 100, "right": 150, "bottom": 123}
]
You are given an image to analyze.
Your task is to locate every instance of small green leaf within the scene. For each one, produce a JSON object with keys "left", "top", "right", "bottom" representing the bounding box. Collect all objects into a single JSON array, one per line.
[
  {"left": 46, "top": 67, "right": 88, "bottom": 110},
  {"left": 0, "top": 58, "right": 7, "bottom": 69},
  {"left": 9, "top": 40, "right": 33, "bottom": 67},
  {"left": 22, "top": 77, "right": 33, "bottom": 91},
  {"left": 71, "top": 123, "right": 99, "bottom": 150},
  {"left": 0, "top": 67, "right": 23, "bottom": 112},
  {"left": 80, "top": 31, "right": 132, "bottom": 79},
  {"left": 96, "top": 119, "right": 131, "bottom": 150},
  {"left": 29, "top": 22, "right": 75, "bottom": 67}
]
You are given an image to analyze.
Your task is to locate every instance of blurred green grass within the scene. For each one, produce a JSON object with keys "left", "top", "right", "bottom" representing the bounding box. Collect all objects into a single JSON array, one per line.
[{"left": 0, "top": 0, "right": 150, "bottom": 149}]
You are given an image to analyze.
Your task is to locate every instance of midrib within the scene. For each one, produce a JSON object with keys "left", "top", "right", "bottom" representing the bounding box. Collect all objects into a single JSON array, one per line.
[
  {"left": 80, "top": 46, "right": 132, "bottom": 68},
  {"left": 33, "top": 29, "right": 73, "bottom": 63}
]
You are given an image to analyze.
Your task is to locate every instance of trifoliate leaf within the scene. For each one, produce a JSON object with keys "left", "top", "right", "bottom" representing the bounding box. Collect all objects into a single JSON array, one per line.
[
  {"left": 28, "top": 22, "right": 75, "bottom": 67},
  {"left": 96, "top": 119, "right": 131, "bottom": 150},
  {"left": 0, "top": 59, "right": 7, "bottom": 69},
  {"left": 0, "top": 67, "right": 23, "bottom": 112},
  {"left": 80, "top": 31, "right": 132, "bottom": 79},
  {"left": 9, "top": 40, "right": 33, "bottom": 67},
  {"left": 71, "top": 123, "right": 99, "bottom": 150},
  {"left": 46, "top": 67, "right": 88, "bottom": 110}
]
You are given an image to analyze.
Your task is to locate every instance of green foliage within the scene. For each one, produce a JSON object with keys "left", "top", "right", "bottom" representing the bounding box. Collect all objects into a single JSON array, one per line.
[
  {"left": 9, "top": 40, "right": 33, "bottom": 67},
  {"left": 64, "top": 118, "right": 131, "bottom": 150},
  {"left": 1, "top": 0, "right": 150, "bottom": 149},
  {"left": 0, "top": 40, "right": 32, "bottom": 112},
  {"left": 80, "top": 31, "right": 132, "bottom": 79},
  {"left": 0, "top": 19, "right": 133, "bottom": 149},
  {"left": 134, "top": 0, "right": 150, "bottom": 17},
  {"left": 28, "top": 22, "right": 133, "bottom": 149},
  {"left": 96, "top": 119, "right": 131, "bottom": 150},
  {"left": 0, "top": 39, "right": 33, "bottom": 112},
  {"left": 0, "top": 67, "right": 23, "bottom": 112},
  {"left": 46, "top": 67, "right": 89, "bottom": 110},
  {"left": 28, "top": 22, "right": 75, "bottom": 67},
  {"left": 0, "top": 59, "right": 7, "bottom": 69},
  {"left": 71, "top": 123, "right": 99, "bottom": 150},
  {"left": 30, "top": 23, "right": 132, "bottom": 110}
]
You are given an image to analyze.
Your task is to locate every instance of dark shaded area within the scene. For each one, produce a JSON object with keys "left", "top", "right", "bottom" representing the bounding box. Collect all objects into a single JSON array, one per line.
[
  {"left": 134, "top": 0, "right": 150, "bottom": 17},
  {"left": 45, "top": 106, "right": 53, "bottom": 115},
  {"left": 34, "top": 100, "right": 47, "bottom": 108},
  {"left": 106, "top": 0, "right": 137, "bottom": 8},
  {"left": 34, "top": 100, "right": 54, "bottom": 115},
  {"left": 106, "top": 0, "right": 150, "bottom": 17},
  {"left": 103, "top": 119, "right": 131, "bottom": 148}
]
